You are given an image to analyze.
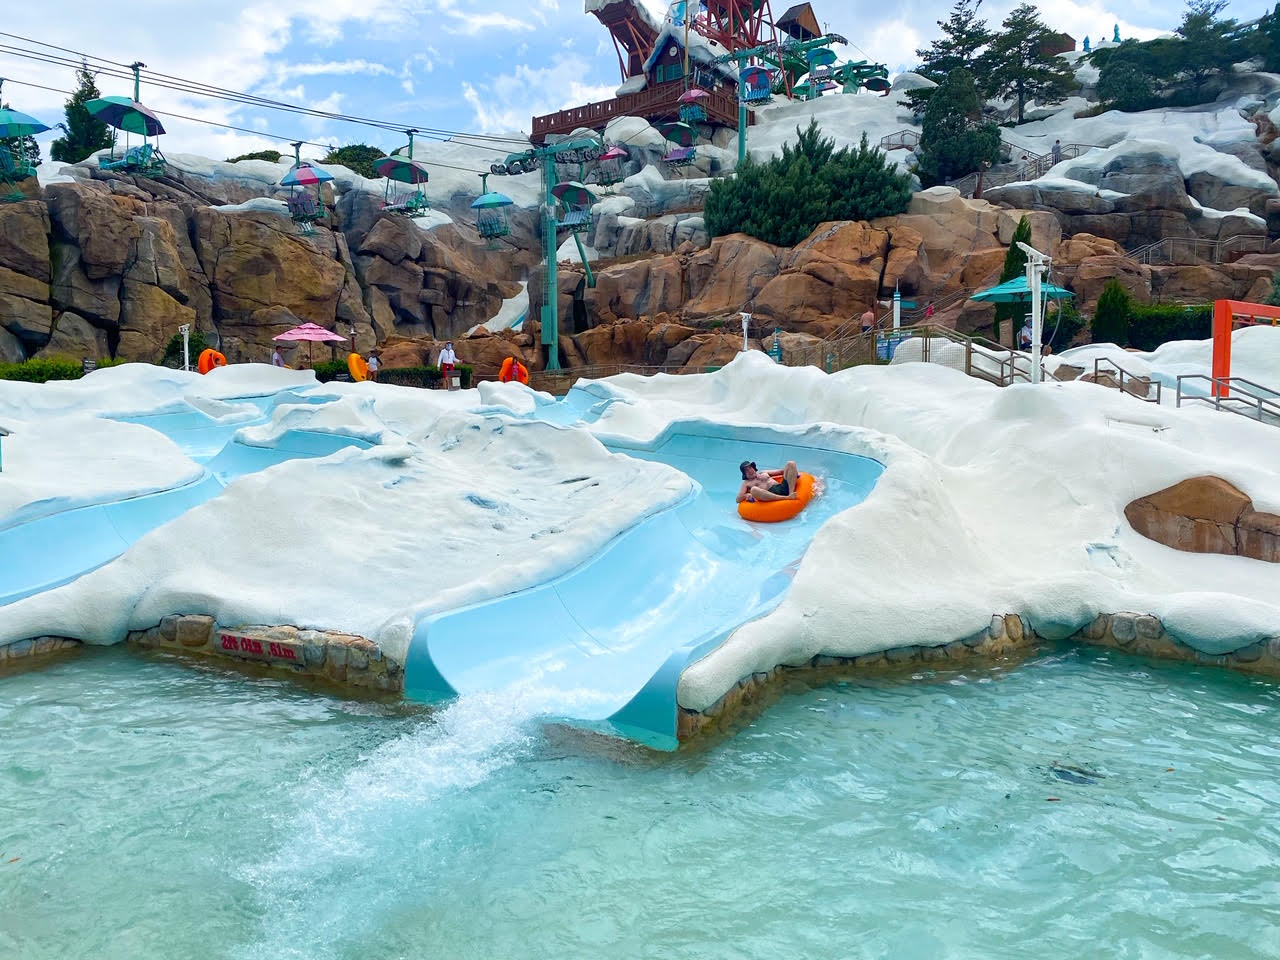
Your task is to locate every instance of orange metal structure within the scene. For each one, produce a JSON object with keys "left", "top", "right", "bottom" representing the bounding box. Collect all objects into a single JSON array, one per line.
[{"left": 1212, "top": 299, "right": 1280, "bottom": 397}]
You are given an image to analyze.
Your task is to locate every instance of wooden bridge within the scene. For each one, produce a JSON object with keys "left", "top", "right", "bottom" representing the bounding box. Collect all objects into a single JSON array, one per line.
[{"left": 532, "top": 84, "right": 749, "bottom": 143}]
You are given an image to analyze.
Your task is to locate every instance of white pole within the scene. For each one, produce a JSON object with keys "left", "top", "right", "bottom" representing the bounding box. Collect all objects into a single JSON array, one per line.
[
  {"left": 740, "top": 312, "right": 751, "bottom": 352},
  {"left": 1018, "top": 244, "right": 1045, "bottom": 384},
  {"left": 893, "top": 287, "right": 901, "bottom": 331},
  {"left": 179, "top": 323, "right": 191, "bottom": 372}
]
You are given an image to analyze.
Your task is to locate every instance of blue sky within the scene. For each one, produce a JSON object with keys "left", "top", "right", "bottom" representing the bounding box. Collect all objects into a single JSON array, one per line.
[{"left": 2, "top": 0, "right": 1275, "bottom": 163}]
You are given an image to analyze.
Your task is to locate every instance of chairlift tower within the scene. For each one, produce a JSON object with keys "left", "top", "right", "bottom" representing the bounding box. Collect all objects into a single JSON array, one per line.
[{"left": 490, "top": 135, "right": 605, "bottom": 371}]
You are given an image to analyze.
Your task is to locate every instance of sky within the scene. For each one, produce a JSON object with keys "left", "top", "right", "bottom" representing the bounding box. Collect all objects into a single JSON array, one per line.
[{"left": 1, "top": 0, "right": 1274, "bottom": 166}]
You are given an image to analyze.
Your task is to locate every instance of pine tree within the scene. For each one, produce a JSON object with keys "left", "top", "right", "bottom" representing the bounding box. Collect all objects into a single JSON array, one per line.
[
  {"left": 982, "top": 3, "right": 1077, "bottom": 123},
  {"left": 914, "top": 68, "right": 1002, "bottom": 187},
  {"left": 993, "top": 215, "right": 1031, "bottom": 342},
  {"left": 906, "top": 0, "right": 993, "bottom": 111},
  {"left": 705, "top": 120, "right": 912, "bottom": 247},
  {"left": 1251, "top": 3, "right": 1280, "bottom": 72},
  {"left": 1091, "top": 280, "right": 1132, "bottom": 345},
  {"left": 1177, "top": 0, "right": 1240, "bottom": 98},
  {"left": 50, "top": 64, "right": 114, "bottom": 164}
]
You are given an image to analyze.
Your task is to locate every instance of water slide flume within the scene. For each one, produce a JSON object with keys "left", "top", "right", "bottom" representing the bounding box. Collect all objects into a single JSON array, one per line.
[
  {"left": 405, "top": 428, "right": 883, "bottom": 749},
  {"left": 0, "top": 399, "right": 366, "bottom": 607}
]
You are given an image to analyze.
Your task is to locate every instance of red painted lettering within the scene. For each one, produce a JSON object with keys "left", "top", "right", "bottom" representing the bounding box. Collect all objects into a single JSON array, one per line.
[{"left": 221, "top": 636, "right": 238, "bottom": 651}]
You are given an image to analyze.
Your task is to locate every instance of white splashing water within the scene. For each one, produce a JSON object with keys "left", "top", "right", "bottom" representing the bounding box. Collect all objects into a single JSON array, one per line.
[{"left": 233, "top": 688, "right": 551, "bottom": 960}]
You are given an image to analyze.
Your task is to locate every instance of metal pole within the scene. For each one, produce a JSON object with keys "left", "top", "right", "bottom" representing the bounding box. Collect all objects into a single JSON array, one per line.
[
  {"left": 130, "top": 62, "right": 145, "bottom": 102},
  {"left": 179, "top": 323, "right": 190, "bottom": 372},
  {"left": 740, "top": 312, "right": 750, "bottom": 351},
  {"left": 893, "top": 287, "right": 901, "bottom": 331},
  {"left": 541, "top": 149, "right": 560, "bottom": 370},
  {"left": 1026, "top": 256, "right": 1042, "bottom": 384},
  {"left": 737, "top": 53, "right": 748, "bottom": 165}
]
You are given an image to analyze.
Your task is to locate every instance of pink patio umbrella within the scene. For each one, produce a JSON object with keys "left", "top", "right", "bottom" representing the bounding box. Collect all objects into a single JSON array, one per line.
[{"left": 273, "top": 322, "right": 347, "bottom": 366}]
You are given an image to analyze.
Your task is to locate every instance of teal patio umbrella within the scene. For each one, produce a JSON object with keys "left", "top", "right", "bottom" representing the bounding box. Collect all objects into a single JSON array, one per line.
[
  {"left": 0, "top": 107, "right": 50, "bottom": 140},
  {"left": 971, "top": 276, "right": 1074, "bottom": 302}
]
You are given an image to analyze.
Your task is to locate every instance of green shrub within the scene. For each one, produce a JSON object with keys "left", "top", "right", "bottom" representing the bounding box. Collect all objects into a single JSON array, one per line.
[
  {"left": 380, "top": 365, "right": 473, "bottom": 389},
  {"left": 159, "top": 330, "right": 210, "bottom": 369},
  {"left": 704, "top": 120, "right": 912, "bottom": 247},
  {"left": 1091, "top": 281, "right": 1132, "bottom": 345},
  {"left": 320, "top": 144, "right": 387, "bottom": 179},
  {"left": 1046, "top": 301, "right": 1086, "bottom": 352},
  {"left": 1127, "top": 303, "right": 1212, "bottom": 351},
  {"left": 312, "top": 359, "right": 350, "bottom": 383},
  {"left": 313, "top": 361, "right": 475, "bottom": 388},
  {"left": 226, "top": 150, "right": 282, "bottom": 164},
  {"left": 1265, "top": 268, "right": 1280, "bottom": 306},
  {"left": 0, "top": 356, "right": 88, "bottom": 382}
]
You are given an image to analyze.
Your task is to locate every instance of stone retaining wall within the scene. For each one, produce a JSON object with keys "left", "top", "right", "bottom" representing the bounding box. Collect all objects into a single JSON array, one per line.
[
  {"left": 0, "top": 635, "right": 81, "bottom": 667},
  {"left": 676, "top": 610, "right": 1280, "bottom": 742},
  {"left": 1070, "top": 611, "right": 1280, "bottom": 673},
  {"left": 677, "top": 613, "right": 1037, "bottom": 741},
  {"left": 127, "top": 614, "right": 403, "bottom": 693}
]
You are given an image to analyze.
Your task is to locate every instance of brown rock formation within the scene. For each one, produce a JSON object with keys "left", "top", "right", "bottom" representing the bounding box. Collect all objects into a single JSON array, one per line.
[{"left": 1125, "top": 476, "right": 1279, "bottom": 562}]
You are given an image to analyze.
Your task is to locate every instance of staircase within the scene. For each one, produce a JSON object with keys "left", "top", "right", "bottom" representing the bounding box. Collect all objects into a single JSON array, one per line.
[
  {"left": 1125, "top": 234, "right": 1270, "bottom": 266},
  {"left": 784, "top": 321, "right": 1057, "bottom": 386},
  {"left": 1176, "top": 375, "right": 1280, "bottom": 426}
]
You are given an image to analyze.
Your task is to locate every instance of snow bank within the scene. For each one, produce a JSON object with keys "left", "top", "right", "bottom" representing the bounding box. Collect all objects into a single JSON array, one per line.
[
  {"left": 4, "top": 335, "right": 1280, "bottom": 716},
  {"left": 0, "top": 416, "right": 202, "bottom": 528},
  {"left": 469, "top": 281, "right": 529, "bottom": 335}
]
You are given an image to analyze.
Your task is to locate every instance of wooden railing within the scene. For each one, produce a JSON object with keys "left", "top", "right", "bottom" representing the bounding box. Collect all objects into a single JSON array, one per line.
[{"left": 532, "top": 84, "right": 749, "bottom": 142}]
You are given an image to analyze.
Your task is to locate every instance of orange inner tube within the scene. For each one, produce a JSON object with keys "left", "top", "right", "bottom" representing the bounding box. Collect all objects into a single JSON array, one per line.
[
  {"left": 498, "top": 356, "right": 529, "bottom": 384},
  {"left": 347, "top": 352, "right": 369, "bottom": 382},
  {"left": 737, "top": 472, "right": 816, "bottom": 523},
  {"left": 197, "top": 348, "right": 227, "bottom": 375}
]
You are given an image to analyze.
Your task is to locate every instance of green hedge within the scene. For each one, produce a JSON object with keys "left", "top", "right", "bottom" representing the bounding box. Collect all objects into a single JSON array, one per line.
[
  {"left": 1126, "top": 304, "right": 1212, "bottom": 352},
  {"left": 381, "top": 365, "right": 473, "bottom": 389},
  {"left": 0, "top": 356, "right": 124, "bottom": 382},
  {"left": 312, "top": 361, "right": 474, "bottom": 388}
]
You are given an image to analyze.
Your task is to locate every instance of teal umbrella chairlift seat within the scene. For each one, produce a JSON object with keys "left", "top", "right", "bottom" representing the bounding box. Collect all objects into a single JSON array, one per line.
[
  {"left": 472, "top": 173, "right": 513, "bottom": 245},
  {"left": 0, "top": 78, "right": 50, "bottom": 200},
  {"left": 375, "top": 129, "right": 430, "bottom": 217},
  {"left": 86, "top": 63, "right": 167, "bottom": 176}
]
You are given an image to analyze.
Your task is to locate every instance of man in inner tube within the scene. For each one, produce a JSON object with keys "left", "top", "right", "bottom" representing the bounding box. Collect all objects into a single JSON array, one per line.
[{"left": 736, "top": 459, "right": 799, "bottom": 503}]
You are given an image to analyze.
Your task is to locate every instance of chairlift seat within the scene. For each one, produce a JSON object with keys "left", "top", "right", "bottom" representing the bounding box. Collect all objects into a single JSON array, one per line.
[
  {"left": 100, "top": 143, "right": 165, "bottom": 177},
  {"left": 0, "top": 146, "right": 37, "bottom": 182},
  {"left": 556, "top": 208, "right": 591, "bottom": 230},
  {"left": 383, "top": 191, "right": 430, "bottom": 218},
  {"left": 663, "top": 146, "right": 697, "bottom": 166}
]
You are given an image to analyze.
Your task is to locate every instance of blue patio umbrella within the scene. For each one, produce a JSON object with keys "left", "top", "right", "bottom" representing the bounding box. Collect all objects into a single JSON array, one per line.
[
  {"left": 85, "top": 96, "right": 166, "bottom": 137},
  {"left": 971, "top": 276, "right": 1073, "bottom": 302},
  {"left": 0, "top": 108, "right": 50, "bottom": 140}
]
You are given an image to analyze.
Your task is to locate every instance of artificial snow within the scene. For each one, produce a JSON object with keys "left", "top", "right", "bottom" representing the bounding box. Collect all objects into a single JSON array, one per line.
[
  {"left": 469, "top": 281, "right": 529, "bottom": 334},
  {"left": 3, "top": 332, "right": 1279, "bottom": 719}
]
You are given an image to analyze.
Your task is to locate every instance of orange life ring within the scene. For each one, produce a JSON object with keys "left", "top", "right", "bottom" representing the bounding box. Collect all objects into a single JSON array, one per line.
[
  {"left": 737, "top": 472, "right": 816, "bottom": 523},
  {"left": 347, "top": 352, "right": 369, "bottom": 381},
  {"left": 498, "top": 356, "right": 529, "bottom": 384},
  {"left": 197, "top": 348, "right": 227, "bottom": 374}
]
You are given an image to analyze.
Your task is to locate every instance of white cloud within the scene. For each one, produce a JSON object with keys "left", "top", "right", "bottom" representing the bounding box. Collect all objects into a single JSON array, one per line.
[
  {"left": 462, "top": 56, "right": 617, "bottom": 134},
  {"left": 442, "top": 11, "right": 536, "bottom": 35}
]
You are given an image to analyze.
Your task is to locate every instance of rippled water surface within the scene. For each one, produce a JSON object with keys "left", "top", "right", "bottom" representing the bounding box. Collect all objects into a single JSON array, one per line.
[{"left": 2, "top": 646, "right": 1279, "bottom": 960}]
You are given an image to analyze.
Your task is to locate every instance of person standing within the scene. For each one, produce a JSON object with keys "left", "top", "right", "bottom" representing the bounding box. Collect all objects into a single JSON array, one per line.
[
  {"left": 1019, "top": 318, "right": 1034, "bottom": 351},
  {"left": 1051, "top": 139, "right": 1062, "bottom": 165},
  {"left": 271, "top": 344, "right": 286, "bottom": 368},
  {"left": 367, "top": 350, "right": 380, "bottom": 383},
  {"left": 924, "top": 302, "right": 935, "bottom": 320},
  {"left": 1017, "top": 154, "right": 1029, "bottom": 180},
  {"left": 438, "top": 340, "right": 457, "bottom": 389},
  {"left": 860, "top": 307, "right": 875, "bottom": 335}
]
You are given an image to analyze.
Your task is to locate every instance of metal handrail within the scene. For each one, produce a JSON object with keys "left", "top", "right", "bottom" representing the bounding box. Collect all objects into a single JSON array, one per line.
[
  {"left": 1176, "top": 374, "right": 1280, "bottom": 425},
  {"left": 1126, "top": 233, "right": 1268, "bottom": 266},
  {"left": 821, "top": 286, "right": 977, "bottom": 345},
  {"left": 1091, "top": 358, "right": 1162, "bottom": 403}
]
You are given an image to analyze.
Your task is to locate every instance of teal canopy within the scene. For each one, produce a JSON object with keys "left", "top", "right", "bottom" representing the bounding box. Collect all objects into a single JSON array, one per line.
[{"left": 971, "top": 276, "right": 1074, "bottom": 303}]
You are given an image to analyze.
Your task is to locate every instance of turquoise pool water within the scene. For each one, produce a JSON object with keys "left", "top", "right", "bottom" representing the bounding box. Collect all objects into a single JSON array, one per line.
[{"left": 2, "top": 646, "right": 1278, "bottom": 959}]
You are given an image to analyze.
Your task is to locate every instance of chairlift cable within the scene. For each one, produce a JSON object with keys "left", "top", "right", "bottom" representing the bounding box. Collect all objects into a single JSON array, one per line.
[{"left": 0, "top": 33, "right": 532, "bottom": 146}]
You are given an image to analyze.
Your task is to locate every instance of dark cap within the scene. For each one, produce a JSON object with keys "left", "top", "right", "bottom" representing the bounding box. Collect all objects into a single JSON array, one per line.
[{"left": 739, "top": 460, "right": 755, "bottom": 477}]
